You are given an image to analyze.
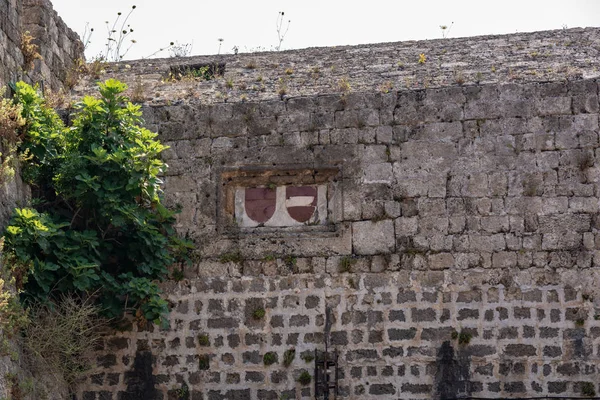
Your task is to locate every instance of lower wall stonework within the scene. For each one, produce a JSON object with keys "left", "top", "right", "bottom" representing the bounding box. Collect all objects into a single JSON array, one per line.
[{"left": 78, "top": 267, "right": 600, "bottom": 400}]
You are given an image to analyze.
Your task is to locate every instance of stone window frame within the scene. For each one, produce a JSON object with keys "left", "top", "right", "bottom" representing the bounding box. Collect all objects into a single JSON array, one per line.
[{"left": 217, "top": 165, "right": 343, "bottom": 236}]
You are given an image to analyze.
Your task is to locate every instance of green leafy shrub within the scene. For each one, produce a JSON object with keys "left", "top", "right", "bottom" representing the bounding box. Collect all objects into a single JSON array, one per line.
[{"left": 2, "top": 79, "right": 192, "bottom": 327}]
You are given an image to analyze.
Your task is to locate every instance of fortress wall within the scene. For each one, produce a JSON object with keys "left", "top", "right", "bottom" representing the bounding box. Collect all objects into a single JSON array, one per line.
[
  {"left": 79, "top": 76, "right": 600, "bottom": 399},
  {"left": 0, "top": 0, "right": 24, "bottom": 88},
  {"left": 0, "top": 0, "right": 83, "bottom": 92},
  {"left": 0, "top": 1, "right": 81, "bottom": 398}
]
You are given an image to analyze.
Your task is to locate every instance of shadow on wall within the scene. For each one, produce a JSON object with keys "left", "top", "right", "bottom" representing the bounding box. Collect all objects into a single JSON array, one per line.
[
  {"left": 435, "top": 341, "right": 471, "bottom": 400},
  {"left": 122, "top": 351, "right": 157, "bottom": 399}
]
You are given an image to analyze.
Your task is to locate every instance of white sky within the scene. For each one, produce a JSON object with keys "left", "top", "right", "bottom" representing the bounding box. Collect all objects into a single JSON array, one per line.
[{"left": 51, "top": 0, "right": 600, "bottom": 61}]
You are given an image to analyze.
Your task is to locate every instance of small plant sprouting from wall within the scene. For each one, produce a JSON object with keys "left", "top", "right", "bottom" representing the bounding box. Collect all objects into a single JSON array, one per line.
[
  {"left": 175, "top": 383, "right": 190, "bottom": 400},
  {"left": 198, "top": 354, "right": 210, "bottom": 370},
  {"left": 418, "top": 53, "right": 427, "bottom": 64},
  {"left": 0, "top": 87, "right": 25, "bottom": 186},
  {"left": 253, "top": 307, "right": 266, "bottom": 320},
  {"left": 575, "top": 318, "right": 585, "bottom": 327},
  {"left": 169, "top": 42, "right": 193, "bottom": 58},
  {"left": 581, "top": 382, "right": 596, "bottom": 397},
  {"left": 263, "top": 351, "right": 278, "bottom": 366},
  {"left": 283, "top": 348, "right": 295, "bottom": 367},
  {"left": 198, "top": 333, "right": 210, "bottom": 346},
  {"left": 284, "top": 255, "right": 297, "bottom": 269},
  {"left": 339, "top": 256, "right": 356, "bottom": 273},
  {"left": 219, "top": 252, "right": 244, "bottom": 264},
  {"left": 275, "top": 11, "right": 291, "bottom": 51},
  {"left": 297, "top": 370, "right": 311, "bottom": 385},
  {"left": 347, "top": 277, "right": 358, "bottom": 290},
  {"left": 277, "top": 78, "right": 288, "bottom": 99},
  {"left": 378, "top": 81, "right": 393, "bottom": 94},
  {"left": 6, "top": 372, "right": 34, "bottom": 400},
  {"left": 20, "top": 31, "right": 42, "bottom": 72},
  {"left": 300, "top": 351, "right": 314, "bottom": 363},
  {"left": 171, "top": 267, "right": 185, "bottom": 282},
  {"left": 263, "top": 253, "right": 276, "bottom": 262},
  {"left": 454, "top": 69, "right": 465, "bottom": 85},
  {"left": 452, "top": 330, "right": 472, "bottom": 345},
  {"left": 0, "top": 266, "right": 29, "bottom": 345},
  {"left": 440, "top": 22, "right": 454, "bottom": 38},
  {"left": 338, "top": 77, "right": 351, "bottom": 94},
  {"left": 103, "top": 5, "right": 137, "bottom": 61}
]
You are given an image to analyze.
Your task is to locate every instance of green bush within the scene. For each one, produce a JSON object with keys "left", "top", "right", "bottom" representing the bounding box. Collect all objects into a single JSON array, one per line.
[{"left": 2, "top": 79, "right": 192, "bottom": 327}]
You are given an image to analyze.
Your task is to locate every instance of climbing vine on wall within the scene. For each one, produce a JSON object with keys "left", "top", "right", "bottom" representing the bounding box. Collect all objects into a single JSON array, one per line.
[{"left": 2, "top": 79, "right": 191, "bottom": 327}]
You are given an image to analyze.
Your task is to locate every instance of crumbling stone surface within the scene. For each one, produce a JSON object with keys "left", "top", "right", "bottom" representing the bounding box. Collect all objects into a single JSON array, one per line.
[
  {"left": 0, "top": 0, "right": 83, "bottom": 91},
  {"left": 78, "top": 276, "right": 600, "bottom": 399},
  {"left": 0, "top": 1, "right": 79, "bottom": 398},
  {"left": 79, "top": 59, "right": 600, "bottom": 397},
  {"left": 72, "top": 28, "right": 600, "bottom": 106}
]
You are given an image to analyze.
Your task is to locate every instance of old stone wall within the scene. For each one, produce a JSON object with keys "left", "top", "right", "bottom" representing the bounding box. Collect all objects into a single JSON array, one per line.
[
  {"left": 0, "top": 0, "right": 83, "bottom": 91},
  {"left": 0, "top": 0, "right": 79, "bottom": 398},
  {"left": 73, "top": 27, "right": 600, "bottom": 106},
  {"left": 78, "top": 68, "right": 600, "bottom": 399},
  {"left": 0, "top": 0, "right": 23, "bottom": 89}
]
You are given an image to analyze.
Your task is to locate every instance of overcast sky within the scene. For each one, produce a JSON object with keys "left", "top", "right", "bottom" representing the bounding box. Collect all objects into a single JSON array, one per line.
[{"left": 51, "top": 0, "right": 600, "bottom": 61}]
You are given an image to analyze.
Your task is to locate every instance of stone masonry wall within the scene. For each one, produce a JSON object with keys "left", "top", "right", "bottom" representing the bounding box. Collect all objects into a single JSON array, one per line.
[
  {"left": 78, "top": 72, "right": 600, "bottom": 399},
  {"left": 73, "top": 27, "right": 600, "bottom": 106},
  {"left": 0, "top": 0, "right": 24, "bottom": 88},
  {"left": 0, "top": 0, "right": 83, "bottom": 91},
  {"left": 0, "top": 0, "right": 79, "bottom": 397},
  {"left": 21, "top": 0, "right": 83, "bottom": 91}
]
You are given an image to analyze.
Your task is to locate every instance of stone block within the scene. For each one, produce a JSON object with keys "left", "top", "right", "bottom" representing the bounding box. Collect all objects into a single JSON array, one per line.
[
  {"left": 428, "top": 253, "right": 454, "bottom": 270},
  {"left": 369, "top": 384, "right": 395, "bottom": 395},
  {"left": 353, "top": 220, "right": 395, "bottom": 255},
  {"left": 388, "top": 328, "right": 417, "bottom": 341},
  {"left": 411, "top": 308, "right": 436, "bottom": 322},
  {"left": 504, "top": 344, "right": 537, "bottom": 357}
]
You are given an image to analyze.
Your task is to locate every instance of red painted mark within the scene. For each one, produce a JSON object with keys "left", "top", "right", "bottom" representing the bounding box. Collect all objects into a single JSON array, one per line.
[
  {"left": 245, "top": 187, "right": 276, "bottom": 223},
  {"left": 286, "top": 186, "right": 317, "bottom": 222}
]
